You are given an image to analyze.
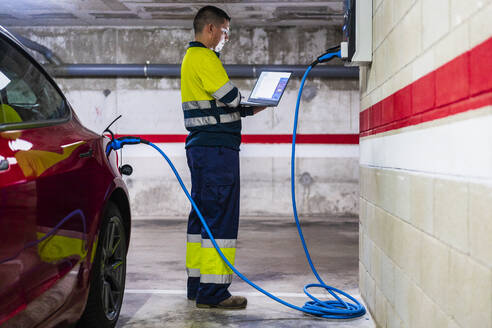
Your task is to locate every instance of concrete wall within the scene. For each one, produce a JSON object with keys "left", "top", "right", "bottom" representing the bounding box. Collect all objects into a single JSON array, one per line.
[
  {"left": 10, "top": 26, "right": 360, "bottom": 218},
  {"left": 359, "top": 0, "right": 492, "bottom": 327}
]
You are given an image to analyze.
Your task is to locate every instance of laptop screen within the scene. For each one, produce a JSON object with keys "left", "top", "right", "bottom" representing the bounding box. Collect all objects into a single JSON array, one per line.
[{"left": 248, "top": 71, "right": 291, "bottom": 104}]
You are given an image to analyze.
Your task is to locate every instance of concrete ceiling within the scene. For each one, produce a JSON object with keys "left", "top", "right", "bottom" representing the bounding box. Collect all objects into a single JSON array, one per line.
[{"left": 0, "top": 0, "right": 345, "bottom": 27}]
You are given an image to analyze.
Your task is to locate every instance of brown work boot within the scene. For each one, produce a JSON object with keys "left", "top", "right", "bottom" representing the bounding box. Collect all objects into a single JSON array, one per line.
[{"left": 197, "top": 295, "right": 247, "bottom": 309}]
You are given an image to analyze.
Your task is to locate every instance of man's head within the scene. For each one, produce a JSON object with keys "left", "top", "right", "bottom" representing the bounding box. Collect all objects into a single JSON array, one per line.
[{"left": 193, "top": 6, "right": 230, "bottom": 52}]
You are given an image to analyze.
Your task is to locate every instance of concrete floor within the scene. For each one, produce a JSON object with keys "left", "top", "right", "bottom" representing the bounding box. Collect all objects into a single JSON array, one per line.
[{"left": 117, "top": 216, "right": 374, "bottom": 328}]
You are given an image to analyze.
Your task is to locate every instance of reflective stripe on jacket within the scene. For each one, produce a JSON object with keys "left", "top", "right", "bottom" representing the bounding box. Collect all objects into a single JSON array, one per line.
[{"left": 180, "top": 41, "right": 253, "bottom": 150}]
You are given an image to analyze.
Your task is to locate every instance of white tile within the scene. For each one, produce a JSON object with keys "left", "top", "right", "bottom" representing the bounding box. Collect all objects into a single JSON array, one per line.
[
  {"left": 381, "top": 0, "right": 395, "bottom": 42},
  {"left": 382, "top": 70, "right": 397, "bottom": 102},
  {"left": 409, "top": 289, "right": 437, "bottom": 328},
  {"left": 367, "top": 58, "right": 379, "bottom": 95},
  {"left": 446, "top": 250, "right": 473, "bottom": 321},
  {"left": 393, "top": 0, "right": 417, "bottom": 23},
  {"left": 392, "top": 63, "right": 413, "bottom": 97},
  {"left": 434, "top": 178, "right": 469, "bottom": 253},
  {"left": 371, "top": 243, "right": 383, "bottom": 285},
  {"left": 360, "top": 167, "right": 368, "bottom": 201},
  {"left": 410, "top": 173, "right": 434, "bottom": 235},
  {"left": 375, "top": 286, "right": 388, "bottom": 327},
  {"left": 450, "top": 0, "right": 487, "bottom": 27},
  {"left": 394, "top": 0, "right": 422, "bottom": 69},
  {"left": 390, "top": 216, "right": 405, "bottom": 267},
  {"left": 361, "top": 93, "right": 373, "bottom": 112},
  {"left": 412, "top": 48, "right": 435, "bottom": 81},
  {"left": 468, "top": 182, "right": 492, "bottom": 267},
  {"left": 382, "top": 34, "right": 396, "bottom": 84},
  {"left": 394, "top": 173, "right": 411, "bottom": 223},
  {"left": 366, "top": 269, "right": 377, "bottom": 312},
  {"left": 400, "top": 224, "right": 422, "bottom": 285},
  {"left": 430, "top": 306, "right": 456, "bottom": 328},
  {"left": 374, "top": 3, "right": 385, "bottom": 49},
  {"left": 360, "top": 224, "right": 364, "bottom": 264},
  {"left": 374, "top": 0, "right": 384, "bottom": 16},
  {"left": 387, "top": 307, "right": 404, "bottom": 328},
  {"left": 381, "top": 252, "right": 395, "bottom": 305},
  {"left": 366, "top": 169, "right": 378, "bottom": 206},
  {"left": 422, "top": 0, "right": 450, "bottom": 50},
  {"left": 363, "top": 231, "right": 373, "bottom": 270},
  {"left": 433, "top": 21, "right": 469, "bottom": 69},
  {"left": 370, "top": 86, "right": 384, "bottom": 109},
  {"left": 373, "top": 41, "right": 387, "bottom": 88},
  {"left": 371, "top": 205, "right": 385, "bottom": 248},
  {"left": 377, "top": 170, "right": 393, "bottom": 214},
  {"left": 393, "top": 265, "right": 411, "bottom": 325},
  {"left": 360, "top": 261, "right": 367, "bottom": 299},
  {"left": 419, "top": 234, "right": 450, "bottom": 308},
  {"left": 447, "top": 250, "right": 492, "bottom": 327},
  {"left": 381, "top": 209, "right": 396, "bottom": 259},
  {"left": 469, "top": 1, "right": 492, "bottom": 48}
]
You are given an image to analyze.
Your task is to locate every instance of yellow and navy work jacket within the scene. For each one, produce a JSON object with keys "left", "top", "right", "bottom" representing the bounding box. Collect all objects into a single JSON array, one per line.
[{"left": 181, "top": 42, "right": 253, "bottom": 150}]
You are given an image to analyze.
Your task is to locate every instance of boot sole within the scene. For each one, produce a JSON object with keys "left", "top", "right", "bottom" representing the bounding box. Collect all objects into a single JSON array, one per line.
[{"left": 196, "top": 303, "right": 247, "bottom": 310}]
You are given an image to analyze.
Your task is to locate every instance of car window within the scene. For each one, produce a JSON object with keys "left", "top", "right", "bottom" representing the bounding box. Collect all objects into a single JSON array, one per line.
[{"left": 0, "top": 36, "right": 68, "bottom": 126}]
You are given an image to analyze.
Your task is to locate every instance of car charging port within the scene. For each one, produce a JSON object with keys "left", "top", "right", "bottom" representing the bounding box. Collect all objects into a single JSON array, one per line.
[{"left": 119, "top": 164, "right": 133, "bottom": 176}]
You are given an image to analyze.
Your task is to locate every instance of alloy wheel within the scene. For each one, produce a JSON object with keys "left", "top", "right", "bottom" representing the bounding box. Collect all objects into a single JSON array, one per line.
[{"left": 100, "top": 216, "right": 125, "bottom": 321}]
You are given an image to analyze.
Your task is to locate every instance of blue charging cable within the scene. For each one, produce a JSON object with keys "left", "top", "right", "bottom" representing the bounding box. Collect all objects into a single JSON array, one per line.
[{"left": 106, "top": 48, "right": 366, "bottom": 319}]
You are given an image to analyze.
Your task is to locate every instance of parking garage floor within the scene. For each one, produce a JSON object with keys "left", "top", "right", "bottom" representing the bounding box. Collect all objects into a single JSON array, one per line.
[{"left": 116, "top": 216, "right": 374, "bottom": 328}]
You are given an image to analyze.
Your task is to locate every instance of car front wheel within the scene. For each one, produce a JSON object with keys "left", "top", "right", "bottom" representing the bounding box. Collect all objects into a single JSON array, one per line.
[{"left": 77, "top": 202, "right": 127, "bottom": 328}]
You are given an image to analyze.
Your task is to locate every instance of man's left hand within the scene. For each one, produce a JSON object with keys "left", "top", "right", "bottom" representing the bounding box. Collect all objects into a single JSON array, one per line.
[{"left": 253, "top": 106, "right": 267, "bottom": 115}]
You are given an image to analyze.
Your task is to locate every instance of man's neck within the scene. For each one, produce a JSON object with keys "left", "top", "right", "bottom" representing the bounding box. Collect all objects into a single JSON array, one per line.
[{"left": 195, "top": 35, "right": 213, "bottom": 49}]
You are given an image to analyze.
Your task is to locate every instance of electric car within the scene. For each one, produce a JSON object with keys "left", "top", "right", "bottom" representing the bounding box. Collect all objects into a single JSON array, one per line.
[{"left": 0, "top": 27, "right": 130, "bottom": 327}]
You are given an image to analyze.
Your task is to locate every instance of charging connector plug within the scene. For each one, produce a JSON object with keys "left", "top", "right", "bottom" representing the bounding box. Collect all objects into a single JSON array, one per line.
[
  {"left": 311, "top": 46, "right": 342, "bottom": 67},
  {"left": 105, "top": 136, "right": 149, "bottom": 155}
]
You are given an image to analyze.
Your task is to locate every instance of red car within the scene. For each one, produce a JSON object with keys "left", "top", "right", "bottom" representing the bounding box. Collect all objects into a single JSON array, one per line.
[{"left": 0, "top": 27, "right": 130, "bottom": 327}]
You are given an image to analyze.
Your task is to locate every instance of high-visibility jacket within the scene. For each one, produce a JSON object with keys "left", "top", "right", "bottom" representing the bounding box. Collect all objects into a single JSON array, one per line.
[{"left": 180, "top": 42, "right": 253, "bottom": 150}]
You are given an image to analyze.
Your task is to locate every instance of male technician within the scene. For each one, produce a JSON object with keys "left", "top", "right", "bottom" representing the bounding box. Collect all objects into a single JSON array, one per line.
[{"left": 181, "top": 6, "right": 265, "bottom": 309}]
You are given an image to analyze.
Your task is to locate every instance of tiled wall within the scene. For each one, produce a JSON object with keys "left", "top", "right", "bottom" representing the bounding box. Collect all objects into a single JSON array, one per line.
[{"left": 359, "top": 0, "right": 492, "bottom": 327}]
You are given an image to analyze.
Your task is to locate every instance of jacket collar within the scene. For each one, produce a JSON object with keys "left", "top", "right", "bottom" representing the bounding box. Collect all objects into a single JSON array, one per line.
[
  {"left": 188, "top": 41, "right": 220, "bottom": 58},
  {"left": 189, "top": 41, "right": 207, "bottom": 48}
]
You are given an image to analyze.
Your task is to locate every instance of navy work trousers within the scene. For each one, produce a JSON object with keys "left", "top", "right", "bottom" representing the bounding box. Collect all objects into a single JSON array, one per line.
[{"left": 185, "top": 146, "right": 240, "bottom": 305}]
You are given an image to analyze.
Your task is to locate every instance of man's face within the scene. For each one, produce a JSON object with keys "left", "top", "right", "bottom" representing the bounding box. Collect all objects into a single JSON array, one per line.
[{"left": 212, "top": 20, "right": 230, "bottom": 51}]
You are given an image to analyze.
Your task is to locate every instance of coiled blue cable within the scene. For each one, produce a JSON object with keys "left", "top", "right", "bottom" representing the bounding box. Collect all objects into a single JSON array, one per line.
[
  {"left": 143, "top": 50, "right": 365, "bottom": 319},
  {"left": 290, "top": 50, "right": 366, "bottom": 318}
]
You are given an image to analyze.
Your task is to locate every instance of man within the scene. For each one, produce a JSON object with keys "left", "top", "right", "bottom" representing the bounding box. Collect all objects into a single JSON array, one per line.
[{"left": 180, "top": 6, "right": 265, "bottom": 309}]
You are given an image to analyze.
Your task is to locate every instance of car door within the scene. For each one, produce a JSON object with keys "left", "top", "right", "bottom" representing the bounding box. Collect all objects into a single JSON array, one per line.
[{"left": 0, "top": 33, "right": 101, "bottom": 324}]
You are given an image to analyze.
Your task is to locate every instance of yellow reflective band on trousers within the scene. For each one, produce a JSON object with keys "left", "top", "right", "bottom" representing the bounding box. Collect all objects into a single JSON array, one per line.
[
  {"left": 200, "top": 247, "right": 235, "bottom": 276},
  {"left": 186, "top": 241, "right": 201, "bottom": 276},
  {"left": 186, "top": 236, "right": 237, "bottom": 283}
]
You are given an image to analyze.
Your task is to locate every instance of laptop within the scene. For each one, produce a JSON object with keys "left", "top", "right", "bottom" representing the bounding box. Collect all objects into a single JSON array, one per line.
[{"left": 240, "top": 71, "right": 292, "bottom": 107}]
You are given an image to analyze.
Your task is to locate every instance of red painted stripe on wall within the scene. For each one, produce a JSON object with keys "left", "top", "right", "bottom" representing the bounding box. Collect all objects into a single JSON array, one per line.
[
  {"left": 114, "top": 134, "right": 360, "bottom": 144},
  {"left": 360, "top": 37, "right": 492, "bottom": 137}
]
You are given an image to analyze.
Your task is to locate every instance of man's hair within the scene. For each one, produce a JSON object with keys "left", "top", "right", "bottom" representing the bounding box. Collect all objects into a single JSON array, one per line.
[{"left": 193, "top": 6, "right": 230, "bottom": 35}]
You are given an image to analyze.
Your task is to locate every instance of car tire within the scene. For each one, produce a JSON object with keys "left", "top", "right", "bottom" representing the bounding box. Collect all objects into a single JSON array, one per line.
[{"left": 77, "top": 202, "right": 127, "bottom": 328}]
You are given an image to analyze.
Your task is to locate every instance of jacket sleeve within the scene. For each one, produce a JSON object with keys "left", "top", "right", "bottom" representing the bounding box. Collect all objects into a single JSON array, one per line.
[
  {"left": 212, "top": 80, "right": 242, "bottom": 108},
  {"left": 197, "top": 53, "right": 242, "bottom": 108}
]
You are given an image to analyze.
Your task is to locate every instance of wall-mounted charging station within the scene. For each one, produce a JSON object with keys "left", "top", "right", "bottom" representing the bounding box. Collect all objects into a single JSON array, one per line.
[{"left": 341, "top": 0, "right": 372, "bottom": 66}]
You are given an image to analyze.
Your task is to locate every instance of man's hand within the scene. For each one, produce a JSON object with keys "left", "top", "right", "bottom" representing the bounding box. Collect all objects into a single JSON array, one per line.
[{"left": 253, "top": 106, "right": 267, "bottom": 115}]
